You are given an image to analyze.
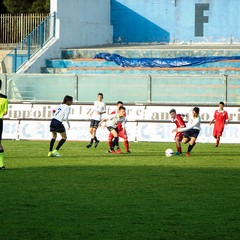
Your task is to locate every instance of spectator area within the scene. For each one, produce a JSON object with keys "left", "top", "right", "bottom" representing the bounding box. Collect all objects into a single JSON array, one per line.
[{"left": 41, "top": 45, "right": 240, "bottom": 75}]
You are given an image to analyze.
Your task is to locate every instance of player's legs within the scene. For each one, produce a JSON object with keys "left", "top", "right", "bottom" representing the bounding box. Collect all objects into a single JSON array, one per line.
[
  {"left": 182, "top": 129, "right": 199, "bottom": 156},
  {"left": 110, "top": 129, "right": 121, "bottom": 153},
  {"left": 213, "top": 129, "right": 223, "bottom": 147},
  {"left": 0, "top": 141, "right": 5, "bottom": 169},
  {"left": 49, "top": 131, "right": 57, "bottom": 151},
  {"left": 182, "top": 137, "right": 190, "bottom": 144},
  {"left": 56, "top": 132, "right": 67, "bottom": 151},
  {"left": 87, "top": 120, "right": 100, "bottom": 148},
  {"left": 49, "top": 120, "right": 66, "bottom": 157},
  {"left": 87, "top": 126, "right": 94, "bottom": 147},
  {"left": 175, "top": 132, "right": 183, "bottom": 154},
  {"left": 0, "top": 120, "right": 5, "bottom": 169},
  {"left": 108, "top": 132, "right": 114, "bottom": 149},
  {"left": 216, "top": 136, "right": 220, "bottom": 147},
  {"left": 186, "top": 137, "right": 196, "bottom": 155},
  {"left": 119, "top": 130, "right": 130, "bottom": 152},
  {"left": 50, "top": 131, "right": 67, "bottom": 157}
]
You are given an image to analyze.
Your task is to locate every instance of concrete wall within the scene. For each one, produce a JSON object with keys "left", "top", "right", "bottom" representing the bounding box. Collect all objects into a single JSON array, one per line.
[
  {"left": 52, "top": 0, "right": 112, "bottom": 48},
  {"left": 111, "top": 0, "right": 240, "bottom": 44},
  {"left": 22, "top": 0, "right": 240, "bottom": 73},
  {"left": 22, "top": 0, "right": 112, "bottom": 73}
]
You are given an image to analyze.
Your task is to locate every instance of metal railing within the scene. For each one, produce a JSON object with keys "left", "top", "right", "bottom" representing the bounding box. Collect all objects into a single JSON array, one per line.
[
  {"left": 0, "top": 12, "right": 56, "bottom": 73},
  {"left": 0, "top": 13, "right": 49, "bottom": 47},
  {"left": 0, "top": 73, "right": 239, "bottom": 105}
]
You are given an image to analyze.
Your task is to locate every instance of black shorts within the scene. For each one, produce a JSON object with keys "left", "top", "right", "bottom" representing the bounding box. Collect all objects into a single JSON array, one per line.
[
  {"left": 183, "top": 129, "right": 200, "bottom": 139},
  {"left": 107, "top": 126, "right": 118, "bottom": 132},
  {"left": 50, "top": 119, "right": 66, "bottom": 133},
  {"left": 0, "top": 119, "right": 3, "bottom": 141},
  {"left": 90, "top": 119, "right": 100, "bottom": 129}
]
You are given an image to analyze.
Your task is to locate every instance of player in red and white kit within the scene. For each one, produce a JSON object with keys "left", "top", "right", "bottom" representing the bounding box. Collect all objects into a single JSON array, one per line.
[
  {"left": 169, "top": 109, "right": 186, "bottom": 155},
  {"left": 107, "top": 101, "right": 130, "bottom": 153},
  {"left": 209, "top": 101, "right": 229, "bottom": 147}
]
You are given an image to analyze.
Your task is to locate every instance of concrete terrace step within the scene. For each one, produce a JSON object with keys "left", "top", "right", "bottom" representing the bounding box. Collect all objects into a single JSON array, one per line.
[
  {"left": 61, "top": 44, "right": 240, "bottom": 59},
  {"left": 45, "top": 58, "right": 118, "bottom": 68},
  {"left": 41, "top": 66, "right": 240, "bottom": 75},
  {"left": 42, "top": 44, "right": 240, "bottom": 74},
  {"left": 42, "top": 57, "right": 240, "bottom": 74}
]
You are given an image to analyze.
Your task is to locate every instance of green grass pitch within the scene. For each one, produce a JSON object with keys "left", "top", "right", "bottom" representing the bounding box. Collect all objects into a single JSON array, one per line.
[{"left": 1, "top": 140, "right": 240, "bottom": 240}]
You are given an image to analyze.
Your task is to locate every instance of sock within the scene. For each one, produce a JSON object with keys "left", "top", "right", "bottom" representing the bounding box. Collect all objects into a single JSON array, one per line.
[
  {"left": 94, "top": 136, "right": 98, "bottom": 142},
  {"left": 50, "top": 138, "right": 55, "bottom": 151},
  {"left": 124, "top": 141, "right": 129, "bottom": 152},
  {"left": 113, "top": 137, "right": 119, "bottom": 149},
  {"left": 90, "top": 138, "right": 94, "bottom": 144},
  {"left": 108, "top": 139, "right": 113, "bottom": 148},
  {"left": 0, "top": 150, "right": 4, "bottom": 167},
  {"left": 111, "top": 139, "right": 115, "bottom": 150},
  {"left": 177, "top": 146, "right": 182, "bottom": 153},
  {"left": 56, "top": 139, "right": 66, "bottom": 150},
  {"left": 216, "top": 138, "right": 220, "bottom": 146},
  {"left": 187, "top": 143, "right": 195, "bottom": 153}
]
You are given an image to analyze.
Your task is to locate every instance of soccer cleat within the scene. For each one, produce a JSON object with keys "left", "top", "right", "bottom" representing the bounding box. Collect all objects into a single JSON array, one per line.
[
  {"left": 0, "top": 166, "right": 6, "bottom": 170},
  {"left": 126, "top": 150, "right": 131, "bottom": 153},
  {"left": 175, "top": 152, "right": 182, "bottom": 156},
  {"left": 106, "top": 149, "right": 112, "bottom": 153},
  {"left": 48, "top": 151, "right": 53, "bottom": 157},
  {"left": 116, "top": 148, "right": 122, "bottom": 154},
  {"left": 86, "top": 143, "right": 92, "bottom": 148},
  {"left": 94, "top": 140, "right": 100, "bottom": 148},
  {"left": 185, "top": 152, "right": 190, "bottom": 157},
  {"left": 52, "top": 150, "right": 61, "bottom": 157},
  {"left": 110, "top": 149, "right": 116, "bottom": 154}
]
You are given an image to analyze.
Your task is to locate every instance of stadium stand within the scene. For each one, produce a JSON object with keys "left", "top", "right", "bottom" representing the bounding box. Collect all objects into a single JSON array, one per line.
[{"left": 41, "top": 45, "right": 240, "bottom": 75}]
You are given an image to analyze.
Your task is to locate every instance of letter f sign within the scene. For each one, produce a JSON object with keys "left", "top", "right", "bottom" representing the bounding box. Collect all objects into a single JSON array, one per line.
[{"left": 195, "top": 3, "right": 209, "bottom": 37}]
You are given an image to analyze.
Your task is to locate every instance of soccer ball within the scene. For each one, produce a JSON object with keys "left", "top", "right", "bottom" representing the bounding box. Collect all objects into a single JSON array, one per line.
[{"left": 165, "top": 148, "right": 174, "bottom": 157}]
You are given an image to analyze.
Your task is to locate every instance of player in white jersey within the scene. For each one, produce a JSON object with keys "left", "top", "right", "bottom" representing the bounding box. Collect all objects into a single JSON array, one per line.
[
  {"left": 172, "top": 107, "right": 201, "bottom": 157},
  {"left": 86, "top": 93, "right": 106, "bottom": 148},
  {"left": 48, "top": 95, "right": 73, "bottom": 157},
  {"left": 99, "top": 106, "right": 126, "bottom": 154}
]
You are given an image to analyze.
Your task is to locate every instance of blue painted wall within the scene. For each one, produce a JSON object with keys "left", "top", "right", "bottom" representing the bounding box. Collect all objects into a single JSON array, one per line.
[{"left": 111, "top": 0, "right": 240, "bottom": 44}]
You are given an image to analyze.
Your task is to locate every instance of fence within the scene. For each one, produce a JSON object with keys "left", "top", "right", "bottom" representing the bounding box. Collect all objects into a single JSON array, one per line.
[
  {"left": 0, "top": 13, "right": 49, "bottom": 48},
  {"left": 0, "top": 12, "right": 56, "bottom": 73},
  {"left": 0, "top": 73, "right": 240, "bottom": 105}
]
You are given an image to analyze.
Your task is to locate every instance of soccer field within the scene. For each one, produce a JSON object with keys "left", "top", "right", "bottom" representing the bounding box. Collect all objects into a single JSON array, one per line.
[{"left": 1, "top": 140, "right": 240, "bottom": 240}]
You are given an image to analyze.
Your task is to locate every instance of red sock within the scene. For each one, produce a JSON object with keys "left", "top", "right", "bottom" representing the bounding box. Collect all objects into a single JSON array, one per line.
[
  {"left": 108, "top": 140, "right": 113, "bottom": 148},
  {"left": 177, "top": 146, "right": 182, "bottom": 153},
  {"left": 124, "top": 141, "right": 129, "bottom": 152}
]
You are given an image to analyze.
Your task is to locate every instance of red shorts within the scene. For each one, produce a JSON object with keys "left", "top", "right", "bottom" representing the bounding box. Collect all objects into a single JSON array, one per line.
[
  {"left": 213, "top": 128, "right": 224, "bottom": 137},
  {"left": 175, "top": 132, "right": 183, "bottom": 141},
  {"left": 108, "top": 129, "right": 128, "bottom": 141}
]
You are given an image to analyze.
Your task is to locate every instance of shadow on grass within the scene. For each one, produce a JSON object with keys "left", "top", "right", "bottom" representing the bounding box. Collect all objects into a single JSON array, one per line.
[{"left": 1, "top": 163, "right": 240, "bottom": 240}]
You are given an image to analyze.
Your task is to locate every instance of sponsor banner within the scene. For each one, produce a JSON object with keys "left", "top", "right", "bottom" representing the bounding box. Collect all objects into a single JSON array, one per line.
[
  {"left": 6, "top": 103, "right": 240, "bottom": 122},
  {"left": 3, "top": 120, "right": 137, "bottom": 142},
  {"left": 144, "top": 105, "right": 240, "bottom": 122},
  {"left": 3, "top": 120, "right": 19, "bottom": 139},
  {"left": 137, "top": 122, "right": 240, "bottom": 143},
  {"left": 6, "top": 104, "right": 146, "bottom": 121},
  {"left": 3, "top": 120, "right": 240, "bottom": 143}
]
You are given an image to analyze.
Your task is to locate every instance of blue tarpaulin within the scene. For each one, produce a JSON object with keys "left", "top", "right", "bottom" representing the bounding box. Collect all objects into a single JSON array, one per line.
[{"left": 94, "top": 53, "right": 240, "bottom": 68}]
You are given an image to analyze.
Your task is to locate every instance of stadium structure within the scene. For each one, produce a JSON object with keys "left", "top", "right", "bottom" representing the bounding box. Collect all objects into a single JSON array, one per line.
[{"left": 0, "top": 0, "right": 240, "bottom": 143}]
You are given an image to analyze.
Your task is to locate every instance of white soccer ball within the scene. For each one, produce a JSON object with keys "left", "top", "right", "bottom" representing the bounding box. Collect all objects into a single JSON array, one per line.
[{"left": 165, "top": 148, "right": 174, "bottom": 157}]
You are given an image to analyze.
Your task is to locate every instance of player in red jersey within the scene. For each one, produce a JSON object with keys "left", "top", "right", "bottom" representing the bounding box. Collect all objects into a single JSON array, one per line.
[
  {"left": 209, "top": 101, "right": 229, "bottom": 147},
  {"left": 107, "top": 101, "right": 130, "bottom": 153},
  {"left": 169, "top": 109, "right": 186, "bottom": 155}
]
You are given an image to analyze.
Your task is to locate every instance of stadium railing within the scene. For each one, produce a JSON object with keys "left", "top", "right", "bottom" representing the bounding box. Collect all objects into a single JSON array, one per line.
[
  {"left": 0, "top": 12, "right": 56, "bottom": 74},
  {"left": 1, "top": 73, "right": 239, "bottom": 105}
]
